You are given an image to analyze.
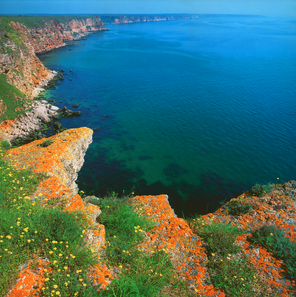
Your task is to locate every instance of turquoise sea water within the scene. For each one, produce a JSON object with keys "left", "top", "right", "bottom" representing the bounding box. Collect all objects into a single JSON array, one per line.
[{"left": 39, "top": 15, "right": 296, "bottom": 217}]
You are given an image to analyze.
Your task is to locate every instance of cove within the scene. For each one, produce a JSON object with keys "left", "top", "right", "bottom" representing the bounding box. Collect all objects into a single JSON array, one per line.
[{"left": 38, "top": 15, "right": 296, "bottom": 218}]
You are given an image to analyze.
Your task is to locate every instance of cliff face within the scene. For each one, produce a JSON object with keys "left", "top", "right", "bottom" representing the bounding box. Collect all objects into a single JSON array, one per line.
[
  {"left": 0, "top": 20, "right": 55, "bottom": 99},
  {"left": 5, "top": 127, "right": 93, "bottom": 193},
  {"left": 100, "top": 14, "right": 199, "bottom": 24},
  {"left": 0, "top": 16, "right": 108, "bottom": 100},
  {"left": 10, "top": 16, "right": 108, "bottom": 54}
]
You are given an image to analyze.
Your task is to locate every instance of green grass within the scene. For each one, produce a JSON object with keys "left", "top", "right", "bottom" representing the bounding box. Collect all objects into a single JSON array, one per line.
[
  {"left": 88, "top": 194, "right": 155, "bottom": 266},
  {"left": 0, "top": 141, "right": 100, "bottom": 296},
  {"left": 189, "top": 217, "right": 268, "bottom": 296},
  {"left": 224, "top": 198, "right": 252, "bottom": 216},
  {"left": 87, "top": 195, "right": 192, "bottom": 296},
  {"left": 0, "top": 141, "right": 193, "bottom": 296},
  {"left": 0, "top": 74, "right": 31, "bottom": 122},
  {"left": 0, "top": 18, "right": 26, "bottom": 49},
  {"left": 250, "top": 225, "right": 296, "bottom": 281},
  {"left": 99, "top": 251, "right": 187, "bottom": 297}
]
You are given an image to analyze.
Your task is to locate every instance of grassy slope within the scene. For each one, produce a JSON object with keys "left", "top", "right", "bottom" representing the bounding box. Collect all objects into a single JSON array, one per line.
[
  {"left": 0, "top": 141, "right": 191, "bottom": 296},
  {"left": 0, "top": 74, "right": 31, "bottom": 122}
]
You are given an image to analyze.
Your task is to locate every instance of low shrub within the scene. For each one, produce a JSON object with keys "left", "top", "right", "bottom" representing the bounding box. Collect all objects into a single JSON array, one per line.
[
  {"left": 88, "top": 195, "right": 155, "bottom": 266},
  {"left": 224, "top": 199, "right": 252, "bottom": 216},
  {"left": 38, "top": 139, "right": 54, "bottom": 148},
  {"left": 251, "top": 183, "right": 273, "bottom": 197}
]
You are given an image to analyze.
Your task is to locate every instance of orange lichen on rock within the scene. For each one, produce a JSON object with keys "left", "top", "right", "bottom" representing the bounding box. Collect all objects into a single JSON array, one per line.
[
  {"left": 6, "top": 258, "right": 51, "bottom": 297},
  {"left": 33, "top": 175, "right": 106, "bottom": 253},
  {"left": 89, "top": 264, "right": 114, "bottom": 291},
  {"left": 5, "top": 127, "right": 93, "bottom": 193},
  {"left": 236, "top": 234, "right": 295, "bottom": 296},
  {"left": 0, "top": 119, "right": 17, "bottom": 141},
  {"left": 33, "top": 176, "right": 73, "bottom": 202},
  {"left": 130, "top": 195, "right": 224, "bottom": 296},
  {"left": 201, "top": 181, "right": 296, "bottom": 295}
]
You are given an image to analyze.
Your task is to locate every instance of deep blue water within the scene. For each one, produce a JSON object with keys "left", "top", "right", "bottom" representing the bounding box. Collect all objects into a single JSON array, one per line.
[{"left": 39, "top": 15, "right": 296, "bottom": 218}]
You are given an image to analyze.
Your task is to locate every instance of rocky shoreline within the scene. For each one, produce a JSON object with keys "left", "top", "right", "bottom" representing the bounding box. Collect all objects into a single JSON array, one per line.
[{"left": 0, "top": 69, "right": 84, "bottom": 146}]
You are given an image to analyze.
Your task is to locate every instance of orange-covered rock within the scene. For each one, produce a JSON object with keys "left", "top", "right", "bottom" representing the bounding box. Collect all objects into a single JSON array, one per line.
[
  {"left": 130, "top": 195, "right": 225, "bottom": 296},
  {"left": 5, "top": 127, "right": 93, "bottom": 194},
  {"left": 6, "top": 258, "right": 51, "bottom": 297}
]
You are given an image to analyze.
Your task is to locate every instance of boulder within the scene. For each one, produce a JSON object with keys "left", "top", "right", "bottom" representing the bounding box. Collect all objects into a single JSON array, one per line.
[
  {"left": 34, "top": 104, "right": 51, "bottom": 122},
  {"left": 50, "top": 105, "right": 60, "bottom": 112}
]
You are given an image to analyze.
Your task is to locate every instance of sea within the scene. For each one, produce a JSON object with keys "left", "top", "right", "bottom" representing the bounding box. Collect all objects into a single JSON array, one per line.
[{"left": 38, "top": 15, "right": 296, "bottom": 218}]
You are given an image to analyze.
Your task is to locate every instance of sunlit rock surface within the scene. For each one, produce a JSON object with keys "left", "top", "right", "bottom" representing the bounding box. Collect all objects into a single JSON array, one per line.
[{"left": 4, "top": 127, "right": 93, "bottom": 193}]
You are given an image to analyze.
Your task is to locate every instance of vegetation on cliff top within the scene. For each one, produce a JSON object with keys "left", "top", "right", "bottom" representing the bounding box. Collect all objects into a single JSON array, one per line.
[
  {"left": 0, "top": 142, "right": 100, "bottom": 296},
  {"left": 0, "top": 18, "right": 26, "bottom": 53},
  {"left": 0, "top": 141, "right": 191, "bottom": 296},
  {"left": 1, "top": 138, "right": 296, "bottom": 296}
]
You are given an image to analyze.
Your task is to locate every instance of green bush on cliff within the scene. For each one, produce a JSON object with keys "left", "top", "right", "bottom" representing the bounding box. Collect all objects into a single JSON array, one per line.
[
  {"left": 224, "top": 198, "right": 252, "bottom": 216},
  {"left": 88, "top": 195, "right": 156, "bottom": 265},
  {"left": 251, "top": 183, "right": 273, "bottom": 197},
  {"left": 38, "top": 139, "right": 54, "bottom": 147}
]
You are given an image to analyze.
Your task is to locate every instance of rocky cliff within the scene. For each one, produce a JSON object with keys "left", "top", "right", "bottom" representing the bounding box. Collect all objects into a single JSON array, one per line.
[
  {"left": 4, "top": 127, "right": 93, "bottom": 193},
  {"left": 0, "top": 16, "right": 108, "bottom": 141},
  {"left": 0, "top": 16, "right": 108, "bottom": 99},
  {"left": 9, "top": 16, "right": 108, "bottom": 54},
  {"left": 3, "top": 127, "right": 106, "bottom": 296},
  {"left": 0, "top": 19, "right": 55, "bottom": 99},
  {"left": 100, "top": 14, "right": 199, "bottom": 24}
]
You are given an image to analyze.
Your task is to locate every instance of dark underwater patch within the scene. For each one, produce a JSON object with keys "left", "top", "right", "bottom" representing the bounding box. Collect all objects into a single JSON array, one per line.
[
  {"left": 163, "top": 163, "right": 188, "bottom": 179},
  {"left": 138, "top": 156, "right": 152, "bottom": 161}
]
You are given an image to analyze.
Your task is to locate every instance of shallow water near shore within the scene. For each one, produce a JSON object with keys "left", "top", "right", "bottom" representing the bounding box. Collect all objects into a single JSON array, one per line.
[{"left": 39, "top": 15, "right": 296, "bottom": 218}]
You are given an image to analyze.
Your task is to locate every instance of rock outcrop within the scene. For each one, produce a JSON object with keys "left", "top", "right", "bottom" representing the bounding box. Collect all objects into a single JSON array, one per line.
[
  {"left": 4, "top": 127, "right": 93, "bottom": 193},
  {"left": 4, "top": 127, "right": 106, "bottom": 297}
]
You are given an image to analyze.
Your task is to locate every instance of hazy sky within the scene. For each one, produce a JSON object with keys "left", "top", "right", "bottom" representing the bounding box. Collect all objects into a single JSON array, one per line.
[{"left": 0, "top": 0, "right": 295, "bottom": 17}]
